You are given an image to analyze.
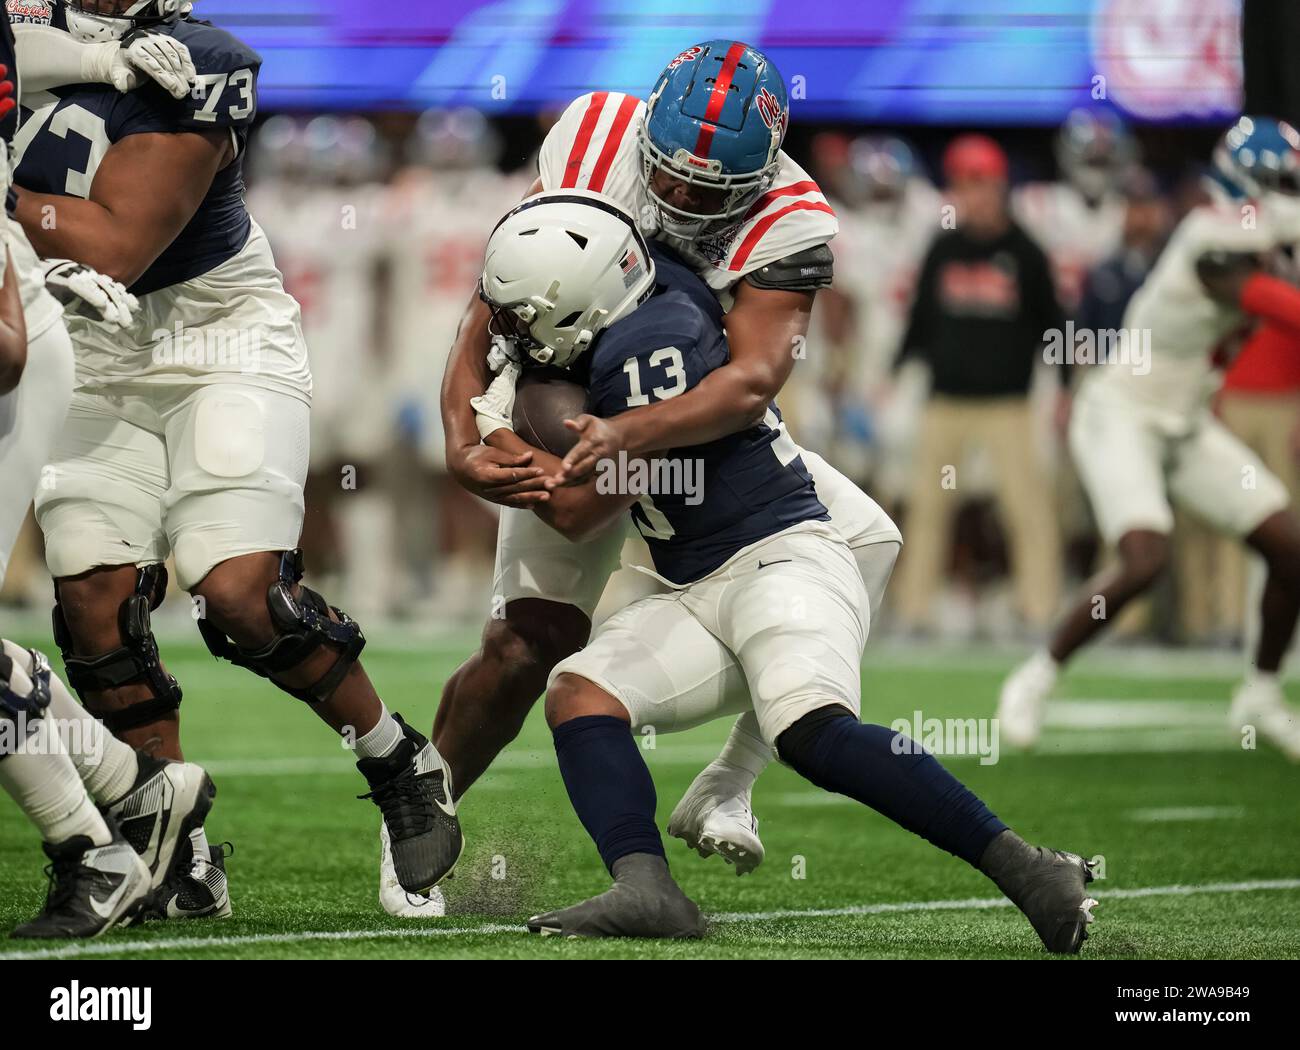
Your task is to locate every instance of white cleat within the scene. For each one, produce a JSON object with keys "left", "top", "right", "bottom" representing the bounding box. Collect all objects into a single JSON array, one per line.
[
  {"left": 1228, "top": 675, "right": 1300, "bottom": 761},
  {"left": 379, "top": 823, "right": 446, "bottom": 918},
  {"left": 667, "top": 770, "right": 764, "bottom": 876},
  {"left": 997, "top": 650, "right": 1059, "bottom": 749}
]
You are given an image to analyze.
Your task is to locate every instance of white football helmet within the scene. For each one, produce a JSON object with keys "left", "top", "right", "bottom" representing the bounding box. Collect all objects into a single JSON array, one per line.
[
  {"left": 480, "top": 189, "right": 657, "bottom": 368},
  {"left": 64, "top": 1, "right": 194, "bottom": 44}
]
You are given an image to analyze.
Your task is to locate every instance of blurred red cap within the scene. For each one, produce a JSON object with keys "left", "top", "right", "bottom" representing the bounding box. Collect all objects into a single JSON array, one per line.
[{"left": 943, "top": 134, "right": 1008, "bottom": 183}]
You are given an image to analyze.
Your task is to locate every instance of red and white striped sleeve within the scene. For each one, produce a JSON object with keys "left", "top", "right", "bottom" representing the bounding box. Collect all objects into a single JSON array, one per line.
[
  {"left": 709, "top": 156, "right": 838, "bottom": 289},
  {"left": 538, "top": 91, "right": 647, "bottom": 210}
]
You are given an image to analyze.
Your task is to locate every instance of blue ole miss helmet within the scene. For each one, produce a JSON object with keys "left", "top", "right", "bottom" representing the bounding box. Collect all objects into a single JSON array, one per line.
[
  {"left": 638, "top": 40, "right": 788, "bottom": 236},
  {"left": 1210, "top": 115, "right": 1300, "bottom": 201}
]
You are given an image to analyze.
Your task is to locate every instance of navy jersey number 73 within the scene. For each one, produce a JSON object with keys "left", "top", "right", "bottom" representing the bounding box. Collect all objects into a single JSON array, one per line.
[
  {"left": 584, "top": 242, "right": 828, "bottom": 585},
  {"left": 10, "top": 12, "right": 260, "bottom": 296}
]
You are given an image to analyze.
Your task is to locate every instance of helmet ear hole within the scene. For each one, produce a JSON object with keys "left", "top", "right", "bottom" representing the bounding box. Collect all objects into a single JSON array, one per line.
[{"left": 566, "top": 231, "right": 589, "bottom": 249}]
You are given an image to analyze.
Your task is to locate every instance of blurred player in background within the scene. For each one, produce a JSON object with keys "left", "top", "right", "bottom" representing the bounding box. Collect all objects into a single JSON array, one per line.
[
  {"left": 1014, "top": 109, "right": 1134, "bottom": 315},
  {"left": 999, "top": 116, "right": 1300, "bottom": 758},
  {"left": 383, "top": 108, "right": 520, "bottom": 622},
  {"left": 249, "top": 113, "right": 396, "bottom": 620},
  {"left": 9, "top": 0, "right": 460, "bottom": 916},
  {"left": 813, "top": 133, "right": 939, "bottom": 501}
]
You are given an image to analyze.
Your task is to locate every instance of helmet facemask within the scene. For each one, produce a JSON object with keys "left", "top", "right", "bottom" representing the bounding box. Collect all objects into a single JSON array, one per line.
[
  {"left": 64, "top": 1, "right": 190, "bottom": 43},
  {"left": 636, "top": 114, "right": 779, "bottom": 244}
]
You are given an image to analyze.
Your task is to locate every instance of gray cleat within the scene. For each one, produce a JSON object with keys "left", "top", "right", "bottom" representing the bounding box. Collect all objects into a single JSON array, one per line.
[
  {"left": 528, "top": 853, "right": 706, "bottom": 939},
  {"left": 979, "top": 829, "right": 1098, "bottom": 954}
]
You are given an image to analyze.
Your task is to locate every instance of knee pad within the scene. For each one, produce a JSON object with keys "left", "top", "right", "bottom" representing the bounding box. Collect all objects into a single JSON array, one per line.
[
  {"left": 196, "top": 549, "right": 365, "bottom": 704},
  {"left": 52, "top": 564, "right": 182, "bottom": 735},
  {"left": 0, "top": 645, "right": 52, "bottom": 754}
]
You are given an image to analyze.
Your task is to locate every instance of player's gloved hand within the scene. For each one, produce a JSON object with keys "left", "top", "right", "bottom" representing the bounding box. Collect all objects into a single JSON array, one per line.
[
  {"left": 469, "top": 360, "right": 521, "bottom": 440},
  {"left": 41, "top": 260, "right": 139, "bottom": 328},
  {"left": 91, "top": 30, "right": 197, "bottom": 99}
]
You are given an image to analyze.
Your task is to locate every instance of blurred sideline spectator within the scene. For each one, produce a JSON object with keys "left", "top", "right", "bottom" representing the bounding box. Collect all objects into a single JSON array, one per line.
[{"left": 890, "top": 134, "right": 1065, "bottom": 635}]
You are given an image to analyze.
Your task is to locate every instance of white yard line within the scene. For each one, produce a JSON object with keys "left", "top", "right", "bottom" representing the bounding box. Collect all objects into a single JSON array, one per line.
[
  {"left": 2, "top": 878, "right": 1297, "bottom": 960},
  {"left": 1126, "top": 806, "right": 1247, "bottom": 823}
]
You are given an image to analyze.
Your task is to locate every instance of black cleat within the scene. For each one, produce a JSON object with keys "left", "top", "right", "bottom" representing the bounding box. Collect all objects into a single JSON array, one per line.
[
  {"left": 10, "top": 827, "right": 151, "bottom": 939},
  {"left": 146, "top": 835, "right": 232, "bottom": 921},
  {"left": 980, "top": 830, "right": 1098, "bottom": 954},
  {"left": 528, "top": 853, "right": 706, "bottom": 939},
  {"left": 106, "top": 752, "right": 216, "bottom": 894},
  {"left": 357, "top": 714, "right": 461, "bottom": 894}
]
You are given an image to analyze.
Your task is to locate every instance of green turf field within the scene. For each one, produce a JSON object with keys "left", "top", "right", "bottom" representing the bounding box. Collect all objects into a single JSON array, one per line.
[{"left": 2, "top": 634, "right": 1298, "bottom": 960}]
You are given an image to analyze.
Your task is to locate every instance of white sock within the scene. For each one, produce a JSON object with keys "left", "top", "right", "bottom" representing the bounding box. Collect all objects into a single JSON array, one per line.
[
  {"left": 353, "top": 704, "right": 404, "bottom": 760},
  {"left": 709, "top": 712, "right": 771, "bottom": 793},
  {"left": 15, "top": 641, "right": 139, "bottom": 805},
  {"left": 0, "top": 679, "right": 112, "bottom": 847},
  {"left": 1035, "top": 648, "right": 1060, "bottom": 671}
]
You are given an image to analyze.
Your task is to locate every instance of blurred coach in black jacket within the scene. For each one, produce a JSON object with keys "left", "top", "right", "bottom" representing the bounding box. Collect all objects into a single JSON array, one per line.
[{"left": 892, "top": 134, "right": 1065, "bottom": 634}]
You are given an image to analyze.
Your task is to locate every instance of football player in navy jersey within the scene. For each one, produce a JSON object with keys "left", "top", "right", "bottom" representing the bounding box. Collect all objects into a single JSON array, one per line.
[
  {"left": 474, "top": 191, "right": 1100, "bottom": 952},
  {"left": 5, "top": 0, "right": 462, "bottom": 919},
  {"left": 0, "top": 9, "right": 229, "bottom": 938}
]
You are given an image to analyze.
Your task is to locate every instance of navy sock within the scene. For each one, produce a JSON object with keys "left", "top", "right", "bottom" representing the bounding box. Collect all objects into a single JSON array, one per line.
[
  {"left": 551, "top": 715, "right": 665, "bottom": 872},
  {"left": 777, "top": 706, "right": 1007, "bottom": 866}
]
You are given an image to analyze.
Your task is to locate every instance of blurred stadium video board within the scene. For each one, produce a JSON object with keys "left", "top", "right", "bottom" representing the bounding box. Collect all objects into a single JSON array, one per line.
[{"left": 205, "top": 0, "right": 1242, "bottom": 122}]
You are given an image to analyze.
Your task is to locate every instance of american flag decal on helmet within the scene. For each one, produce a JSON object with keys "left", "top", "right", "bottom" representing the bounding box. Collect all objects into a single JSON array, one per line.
[{"left": 620, "top": 248, "right": 644, "bottom": 287}]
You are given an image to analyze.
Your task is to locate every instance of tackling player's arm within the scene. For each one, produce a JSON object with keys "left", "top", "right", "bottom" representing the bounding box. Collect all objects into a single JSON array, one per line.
[
  {"left": 558, "top": 266, "right": 819, "bottom": 481},
  {"left": 440, "top": 174, "right": 554, "bottom": 506},
  {"left": 1197, "top": 249, "right": 1300, "bottom": 337},
  {"left": 0, "top": 247, "right": 27, "bottom": 394},
  {"left": 514, "top": 439, "right": 639, "bottom": 542},
  {"left": 12, "top": 129, "right": 230, "bottom": 287}
]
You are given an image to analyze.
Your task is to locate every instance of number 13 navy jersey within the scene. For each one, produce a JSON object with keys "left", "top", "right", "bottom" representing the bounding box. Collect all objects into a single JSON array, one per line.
[
  {"left": 12, "top": 13, "right": 259, "bottom": 296},
  {"left": 584, "top": 242, "right": 828, "bottom": 584}
]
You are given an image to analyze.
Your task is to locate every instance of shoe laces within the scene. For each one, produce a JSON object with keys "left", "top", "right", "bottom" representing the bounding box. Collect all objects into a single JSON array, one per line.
[
  {"left": 39, "top": 856, "right": 90, "bottom": 916},
  {"left": 358, "top": 765, "right": 438, "bottom": 837}
]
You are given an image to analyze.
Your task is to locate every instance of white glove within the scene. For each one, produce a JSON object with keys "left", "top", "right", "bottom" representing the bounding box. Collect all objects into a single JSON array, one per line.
[
  {"left": 92, "top": 31, "right": 197, "bottom": 99},
  {"left": 469, "top": 361, "right": 521, "bottom": 440},
  {"left": 41, "top": 260, "right": 139, "bottom": 328}
]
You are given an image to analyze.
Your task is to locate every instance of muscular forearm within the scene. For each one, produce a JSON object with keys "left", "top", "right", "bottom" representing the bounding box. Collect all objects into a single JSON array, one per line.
[
  {"left": 12, "top": 24, "right": 119, "bottom": 93},
  {"left": 613, "top": 359, "right": 781, "bottom": 455},
  {"left": 12, "top": 189, "right": 148, "bottom": 286},
  {"left": 440, "top": 295, "right": 494, "bottom": 456},
  {"left": 608, "top": 283, "right": 810, "bottom": 455}
]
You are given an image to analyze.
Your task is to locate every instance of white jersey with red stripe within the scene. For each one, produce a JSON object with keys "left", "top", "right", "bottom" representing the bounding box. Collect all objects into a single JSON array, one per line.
[
  {"left": 1012, "top": 181, "right": 1125, "bottom": 312},
  {"left": 1081, "top": 199, "right": 1300, "bottom": 428},
  {"left": 538, "top": 91, "right": 838, "bottom": 301}
]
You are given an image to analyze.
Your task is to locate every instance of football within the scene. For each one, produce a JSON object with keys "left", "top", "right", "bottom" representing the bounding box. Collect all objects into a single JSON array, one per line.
[{"left": 511, "top": 368, "right": 589, "bottom": 456}]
